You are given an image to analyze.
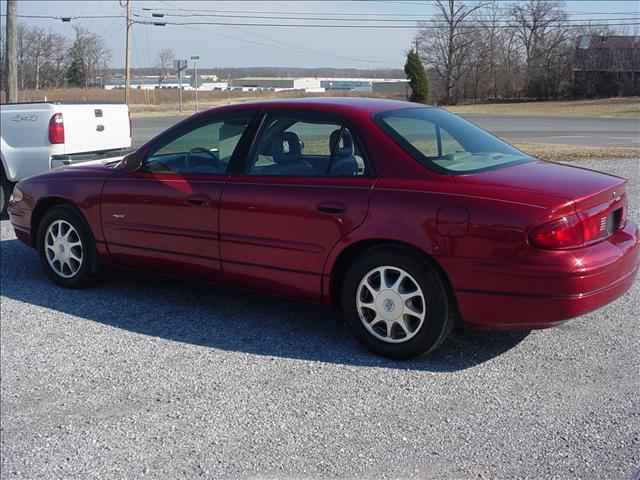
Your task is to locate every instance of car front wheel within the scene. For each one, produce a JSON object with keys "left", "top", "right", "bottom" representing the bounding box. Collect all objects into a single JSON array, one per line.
[
  {"left": 37, "top": 205, "right": 101, "bottom": 288},
  {"left": 341, "top": 247, "right": 454, "bottom": 359}
]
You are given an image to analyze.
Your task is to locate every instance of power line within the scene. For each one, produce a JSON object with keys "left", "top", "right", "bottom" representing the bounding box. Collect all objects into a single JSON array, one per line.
[
  {"left": 155, "top": 0, "right": 399, "bottom": 65},
  {"left": 132, "top": 11, "right": 640, "bottom": 23},
  {"left": 171, "top": 22, "right": 398, "bottom": 65},
  {"left": 133, "top": 19, "right": 640, "bottom": 29},
  {"left": 140, "top": 6, "right": 640, "bottom": 18}
]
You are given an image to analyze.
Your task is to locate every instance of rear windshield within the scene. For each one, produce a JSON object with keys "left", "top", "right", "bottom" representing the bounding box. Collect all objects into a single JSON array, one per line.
[{"left": 373, "top": 107, "right": 533, "bottom": 174}]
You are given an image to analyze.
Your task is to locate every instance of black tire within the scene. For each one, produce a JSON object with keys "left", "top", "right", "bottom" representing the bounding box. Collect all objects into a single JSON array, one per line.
[
  {"left": 0, "top": 169, "right": 11, "bottom": 218},
  {"left": 341, "top": 246, "right": 454, "bottom": 359},
  {"left": 36, "top": 205, "right": 102, "bottom": 288}
]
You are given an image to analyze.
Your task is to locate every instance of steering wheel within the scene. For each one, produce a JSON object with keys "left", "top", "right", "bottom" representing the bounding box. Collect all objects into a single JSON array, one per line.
[{"left": 185, "top": 147, "right": 219, "bottom": 172}]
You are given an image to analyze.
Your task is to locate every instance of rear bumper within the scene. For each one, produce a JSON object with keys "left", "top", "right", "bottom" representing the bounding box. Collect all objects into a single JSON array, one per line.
[{"left": 445, "top": 220, "right": 640, "bottom": 329}]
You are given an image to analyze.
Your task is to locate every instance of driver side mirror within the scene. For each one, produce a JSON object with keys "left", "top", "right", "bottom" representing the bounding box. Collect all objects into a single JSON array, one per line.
[{"left": 122, "top": 152, "right": 144, "bottom": 173}]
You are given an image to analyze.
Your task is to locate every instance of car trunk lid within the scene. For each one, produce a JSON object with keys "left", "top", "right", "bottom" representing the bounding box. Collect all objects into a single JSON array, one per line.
[{"left": 455, "top": 159, "right": 628, "bottom": 248}]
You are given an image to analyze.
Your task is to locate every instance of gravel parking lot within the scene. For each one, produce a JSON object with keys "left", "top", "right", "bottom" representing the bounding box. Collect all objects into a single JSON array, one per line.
[{"left": 1, "top": 159, "right": 639, "bottom": 479}]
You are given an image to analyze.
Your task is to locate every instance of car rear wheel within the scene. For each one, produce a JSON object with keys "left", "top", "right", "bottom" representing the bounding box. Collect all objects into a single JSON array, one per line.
[
  {"left": 37, "top": 205, "right": 101, "bottom": 288},
  {"left": 341, "top": 247, "right": 454, "bottom": 359}
]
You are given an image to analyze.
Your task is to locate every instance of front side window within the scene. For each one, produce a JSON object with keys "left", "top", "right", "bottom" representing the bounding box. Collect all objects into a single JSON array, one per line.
[
  {"left": 245, "top": 115, "right": 368, "bottom": 177},
  {"left": 373, "top": 108, "right": 533, "bottom": 174},
  {"left": 145, "top": 114, "right": 253, "bottom": 175}
]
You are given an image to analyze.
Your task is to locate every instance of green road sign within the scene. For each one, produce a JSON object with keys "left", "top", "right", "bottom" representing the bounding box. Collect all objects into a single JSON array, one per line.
[{"left": 191, "top": 55, "right": 199, "bottom": 61}]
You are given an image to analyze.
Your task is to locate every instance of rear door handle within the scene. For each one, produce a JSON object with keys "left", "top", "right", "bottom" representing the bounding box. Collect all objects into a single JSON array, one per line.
[
  {"left": 186, "top": 195, "right": 211, "bottom": 207},
  {"left": 316, "top": 202, "right": 346, "bottom": 214}
]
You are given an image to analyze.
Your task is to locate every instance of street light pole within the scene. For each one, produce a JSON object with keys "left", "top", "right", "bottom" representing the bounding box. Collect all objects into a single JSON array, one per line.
[
  {"left": 178, "top": 69, "right": 182, "bottom": 113},
  {"left": 191, "top": 55, "right": 200, "bottom": 113},
  {"left": 194, "top": 60, "right": 198, "bottom": 113}
]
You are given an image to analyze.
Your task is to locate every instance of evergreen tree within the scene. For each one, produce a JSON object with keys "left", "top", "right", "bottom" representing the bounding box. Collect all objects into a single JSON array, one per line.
[
  {"left": 404, "top": 50, "right": 429, "bottom": 104},
  {"left": 66, "top": 38, "right": 85, "bottom": 87}
]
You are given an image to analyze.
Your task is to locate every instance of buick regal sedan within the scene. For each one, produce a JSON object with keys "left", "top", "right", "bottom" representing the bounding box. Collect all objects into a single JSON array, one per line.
[{"left": 7, "top": 98, "right": 640, "bottom": 358}]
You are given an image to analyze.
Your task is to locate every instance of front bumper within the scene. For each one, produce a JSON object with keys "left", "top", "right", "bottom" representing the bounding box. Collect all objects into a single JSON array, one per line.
[
  {"left": 445, "top": 220, "right": 640, "bottom": 329},
  {"left": 7, "top": 199, "right": 34, "bottom": 248}
]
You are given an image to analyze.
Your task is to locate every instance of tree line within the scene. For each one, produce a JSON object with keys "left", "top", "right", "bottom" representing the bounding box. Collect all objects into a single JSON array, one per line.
[
  {"left": 414, "top": 0, "right": 637, "bottom": 104},
  {"left": 0, "top": 23, "right": 111, "bottom": 90}
]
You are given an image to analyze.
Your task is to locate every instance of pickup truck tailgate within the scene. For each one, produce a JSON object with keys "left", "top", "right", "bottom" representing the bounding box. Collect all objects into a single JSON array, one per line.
[{"left": 61, "top": 104, "right": 131, "bottom": 154}]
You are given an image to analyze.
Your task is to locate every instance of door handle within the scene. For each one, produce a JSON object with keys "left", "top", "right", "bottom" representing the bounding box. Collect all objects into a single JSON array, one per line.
[
  {"left": 316, "top": 202, "right": 346, "bottom": 214},
  {"left": 186, "top": 195, "right": 211, "bottom": 207}
]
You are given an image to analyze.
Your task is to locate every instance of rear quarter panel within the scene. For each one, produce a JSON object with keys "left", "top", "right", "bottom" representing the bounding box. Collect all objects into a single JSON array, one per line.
[{"left": 323, "top": 177, "right": 564, "bottom": 302}]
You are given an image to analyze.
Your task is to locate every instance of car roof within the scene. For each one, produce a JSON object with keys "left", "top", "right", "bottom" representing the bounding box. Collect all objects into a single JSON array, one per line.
[{"left": 207, "top": 97, "right": 429, "bottom": 116}]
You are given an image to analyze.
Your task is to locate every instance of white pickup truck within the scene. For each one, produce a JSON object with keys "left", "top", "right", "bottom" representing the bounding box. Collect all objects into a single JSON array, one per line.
[{"left": 0, "top": 102, "right": 132, "bottom": 214}]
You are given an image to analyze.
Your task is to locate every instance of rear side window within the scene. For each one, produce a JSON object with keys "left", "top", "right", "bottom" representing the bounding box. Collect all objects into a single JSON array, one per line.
[
  {"left": 245, "top": 115, "right": 368, "bottom": 177},
  {"left": 374, "top": 108, "right": 533, "bottom": 174}
]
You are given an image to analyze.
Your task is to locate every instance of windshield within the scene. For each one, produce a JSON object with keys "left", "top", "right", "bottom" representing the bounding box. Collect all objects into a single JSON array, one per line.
[{"left": 373, "top": 107, "right": 533, "bottom": 174}]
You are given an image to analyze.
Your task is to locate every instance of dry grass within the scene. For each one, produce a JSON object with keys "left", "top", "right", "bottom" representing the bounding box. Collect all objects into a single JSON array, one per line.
[
  {"left": 4, "top": 88, "right": 638, "bottom": 119},
  {"left": 514, "top": 143, "right": 640, "bottom": 161},
  {"left": 446, "top": 97, "right": 640, "bottom": 118},
  {"left": 0, "top": 88, "right": 403, "bottom": 117}
]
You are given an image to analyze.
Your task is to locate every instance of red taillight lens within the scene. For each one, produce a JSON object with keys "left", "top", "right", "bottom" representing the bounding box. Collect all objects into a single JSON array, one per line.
[
  {"left": 530, "top": 203, "right": 622, "bottom": 250},
  {"left": 48, "top": 112, "right": 64, "bottom": 144},
  {"left": 529, "top": 213, "right": 583, "bottom": 249}
]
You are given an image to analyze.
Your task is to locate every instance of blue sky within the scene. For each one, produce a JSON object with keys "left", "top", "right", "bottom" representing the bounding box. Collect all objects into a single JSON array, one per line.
[{"left": 1, "top": 0, "right": 639, "bottom": 69}]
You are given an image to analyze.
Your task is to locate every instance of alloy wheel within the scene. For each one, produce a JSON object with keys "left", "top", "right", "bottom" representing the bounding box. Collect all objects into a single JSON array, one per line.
[
  {"left": 44, "top": 220, "right": 83, "bottom": 278},
  {"left": 356, "top": 266, "right": 426, "bottom": 343}
]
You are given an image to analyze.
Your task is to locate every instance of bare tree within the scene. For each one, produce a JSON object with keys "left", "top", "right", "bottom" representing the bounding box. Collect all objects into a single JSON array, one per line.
[
  {"left": 416, "top": 0, "right": 487, "bottom": 103},
  {"left": 509, "top": 0, "right": 567, "bottom": 97},
  {"left": 157, "top": 48, "right": 175, "bottom": 86},
  {"left": 67, "top": 24, "right": 111, "bottom": 88},
  {"left": 25, "top": 27, "right": 48, "bottom": 89}
]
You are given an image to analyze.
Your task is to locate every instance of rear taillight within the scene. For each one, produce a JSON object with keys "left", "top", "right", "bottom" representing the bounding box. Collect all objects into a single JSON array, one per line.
[
  {"left": 48, "top": 112, "right": 64, "bottom": 144},
  {"left": 530, "top": 205, "right": 621, "bottom": 250},
  {"left": 530, "top": 213, "right": 583, "bottom": 249}
]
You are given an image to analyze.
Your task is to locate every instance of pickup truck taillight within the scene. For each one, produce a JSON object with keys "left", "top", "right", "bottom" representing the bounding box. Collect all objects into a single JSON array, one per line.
[{"left": 48, "top": 113, "right": 65, "bottom": 144}]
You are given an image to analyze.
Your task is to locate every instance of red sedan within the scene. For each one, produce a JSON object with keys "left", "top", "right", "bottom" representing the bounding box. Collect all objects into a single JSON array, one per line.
[{"left": 7, "top": 98, "right": 639, "bottom": 359}]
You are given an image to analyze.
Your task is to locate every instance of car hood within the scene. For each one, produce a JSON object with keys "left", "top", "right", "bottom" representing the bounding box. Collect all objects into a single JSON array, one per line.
[
  {"left": 62, "top": 157, "right": 124, "bottom": 171},
  {"left": 453, "top": 159, "right": 626, "bottom": 208}
]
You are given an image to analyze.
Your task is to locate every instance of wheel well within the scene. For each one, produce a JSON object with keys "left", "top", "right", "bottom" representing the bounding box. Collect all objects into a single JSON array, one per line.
[
  {"left": 329, "top": 239, "right": 457, "bottom": 310},
  {"left": 30, "top": 197, "right": 76, "bottom": 244}
]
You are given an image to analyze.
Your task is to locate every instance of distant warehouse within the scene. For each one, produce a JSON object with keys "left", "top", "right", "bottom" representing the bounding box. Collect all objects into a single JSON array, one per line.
[{"left": 229, "top": 77, "right": 324, "bottom": 92}]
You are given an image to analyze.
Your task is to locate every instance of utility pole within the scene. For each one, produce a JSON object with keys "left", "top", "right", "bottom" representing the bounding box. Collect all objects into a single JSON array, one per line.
[
  {"left": 5, "top": 0, "right": 18, "bottom": 103},
  {"left": 124, "top": 0, "right": 132, "bottom": 105}
]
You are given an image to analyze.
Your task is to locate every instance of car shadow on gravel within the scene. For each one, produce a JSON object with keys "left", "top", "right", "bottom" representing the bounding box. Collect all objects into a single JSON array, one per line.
[{"left": 1, "top": 238, "right": 530, "bottom": 372}]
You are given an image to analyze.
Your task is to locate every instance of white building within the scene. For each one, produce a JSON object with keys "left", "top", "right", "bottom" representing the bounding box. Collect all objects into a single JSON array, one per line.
[{"left": 229, "top": 77, "right": 324, "bottom": 92}]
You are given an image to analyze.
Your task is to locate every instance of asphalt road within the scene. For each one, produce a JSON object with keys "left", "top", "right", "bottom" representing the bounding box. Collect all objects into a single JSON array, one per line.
[
  {"left": 132, "top": 113, "right": 640, "bottom": 149},
  {"left": 1, "top": 159, "right": 639, "bottom": 478}
]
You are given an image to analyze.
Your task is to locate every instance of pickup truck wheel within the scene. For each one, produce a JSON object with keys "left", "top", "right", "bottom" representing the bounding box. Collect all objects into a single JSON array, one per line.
[
  {"left": 341, "top": 247, "right": 454, "bottom": 359},
  {"left": 36, "top": 205, "right": 101, "bottom": 288},
  {"left": 0, "top": 172, "right": 11, "bottom": 217}
]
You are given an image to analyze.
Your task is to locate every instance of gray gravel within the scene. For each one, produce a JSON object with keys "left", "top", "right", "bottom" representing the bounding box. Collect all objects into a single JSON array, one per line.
[{"left": 1, "top": 159, "right": 639, "bottom": 479}]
